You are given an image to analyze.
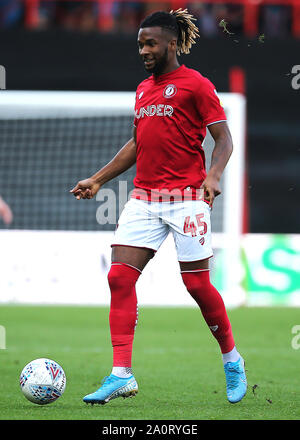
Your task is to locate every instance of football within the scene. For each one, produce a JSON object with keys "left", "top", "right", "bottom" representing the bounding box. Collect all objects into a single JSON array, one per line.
[{"left": 19, "top": 358, "right": 66, "bottom": 405}]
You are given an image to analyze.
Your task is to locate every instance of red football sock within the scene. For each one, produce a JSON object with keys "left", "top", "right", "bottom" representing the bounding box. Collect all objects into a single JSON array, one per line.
[
  {"left": 108, "top": 263, "right": 141, "bottom": 368},
  {"left": 181, "top": 270, "right": 235, "bottom": 354}
]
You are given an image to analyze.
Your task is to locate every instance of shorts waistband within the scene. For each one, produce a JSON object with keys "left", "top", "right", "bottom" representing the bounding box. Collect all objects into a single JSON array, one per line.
[{"left": 131, "top": 187, "right": 208, "bottom": 203}]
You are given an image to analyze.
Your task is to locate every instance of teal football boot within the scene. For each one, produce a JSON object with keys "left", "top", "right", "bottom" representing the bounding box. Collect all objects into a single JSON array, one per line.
[
  {"left": 224, "top": 357, "right": 247, "bottom": 403},
  {"left": 83, "top": 374, "right": 138, "bottom": 405}
]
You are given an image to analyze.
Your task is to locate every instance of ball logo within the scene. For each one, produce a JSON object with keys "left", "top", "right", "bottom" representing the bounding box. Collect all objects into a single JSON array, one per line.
[{"left": 163, "top": 84, "right": 177, "bottom": 98}]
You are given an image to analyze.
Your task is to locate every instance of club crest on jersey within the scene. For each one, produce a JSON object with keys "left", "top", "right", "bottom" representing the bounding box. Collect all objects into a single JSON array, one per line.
[{"left": 163, "top": 84, "right": 177, "bottom": 98}]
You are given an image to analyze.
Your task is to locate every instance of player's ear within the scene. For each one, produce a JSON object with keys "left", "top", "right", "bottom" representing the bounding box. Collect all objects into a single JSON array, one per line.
[{"left": 168, "top": 38, "right": 177, "bottom": 52}]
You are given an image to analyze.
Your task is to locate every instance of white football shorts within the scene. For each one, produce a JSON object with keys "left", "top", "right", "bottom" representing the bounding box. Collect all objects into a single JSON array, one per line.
[{"left": 111, "top": 198, "right": 213, "bottom": 262}]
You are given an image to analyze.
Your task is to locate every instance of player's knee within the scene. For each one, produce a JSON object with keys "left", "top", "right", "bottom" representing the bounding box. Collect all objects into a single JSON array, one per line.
[
  {"left": 181, "top": 270, "right": 211, "bottom": 293},
  {"left": 107, "top": 263, "right": 139, "bottom": 292},
  {"left": 107, "top": 267, "right": 125, "bottom": 291}
]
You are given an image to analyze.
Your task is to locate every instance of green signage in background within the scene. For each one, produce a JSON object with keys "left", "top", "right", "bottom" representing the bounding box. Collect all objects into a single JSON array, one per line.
[{"left": 242, "top": 234, "right": 300, "bottom": 306}]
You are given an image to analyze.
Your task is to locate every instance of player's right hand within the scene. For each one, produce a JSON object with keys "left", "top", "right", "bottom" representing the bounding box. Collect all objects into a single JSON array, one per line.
[{"left": 70, "top": 178, "right": 101, "bottom": 200}]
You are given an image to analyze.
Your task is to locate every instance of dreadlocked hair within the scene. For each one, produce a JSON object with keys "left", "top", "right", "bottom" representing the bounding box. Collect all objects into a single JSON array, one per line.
[
  {"left": 140, "top": 8, "right": 199, "bottom": 55},
  {"left": 170, "top": 8, "right": 199, "bottom": 55}
]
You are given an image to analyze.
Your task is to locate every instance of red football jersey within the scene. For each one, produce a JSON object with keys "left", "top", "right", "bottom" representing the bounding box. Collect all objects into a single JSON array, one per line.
[{"left": 132, "top": 64, "right": 227, "bottom": 201}]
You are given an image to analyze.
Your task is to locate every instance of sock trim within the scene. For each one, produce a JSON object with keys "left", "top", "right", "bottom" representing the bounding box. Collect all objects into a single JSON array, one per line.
[
  {"left": 111, "top": 262, "right": 142, "bottom": 274},
  {"left": 180, "top": 268, "right": 210, "bottom": 274}
]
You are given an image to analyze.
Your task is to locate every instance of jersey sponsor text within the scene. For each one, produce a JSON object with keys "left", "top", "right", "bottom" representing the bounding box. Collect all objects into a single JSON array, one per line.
[{"left": 135, "top": 104, "right": 174, "bottom": 119}]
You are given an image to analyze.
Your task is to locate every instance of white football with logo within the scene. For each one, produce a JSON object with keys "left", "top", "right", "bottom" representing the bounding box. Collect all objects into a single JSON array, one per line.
[{"left": 19, "top": 358, "right": 66, "bottom": 405}]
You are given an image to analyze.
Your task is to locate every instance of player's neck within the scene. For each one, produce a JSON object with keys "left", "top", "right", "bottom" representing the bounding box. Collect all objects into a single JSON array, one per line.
[{"left": 154, "top": 60, "right": 181, "bottom": 78}]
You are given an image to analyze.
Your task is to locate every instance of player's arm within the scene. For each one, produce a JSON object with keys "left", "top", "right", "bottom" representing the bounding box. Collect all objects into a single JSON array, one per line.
[
  {"left": 70, "top": 128, "right": 137, "bottom": 200},
  {"left": 201, "top": 121, "right": 233, "bottom": 208}
]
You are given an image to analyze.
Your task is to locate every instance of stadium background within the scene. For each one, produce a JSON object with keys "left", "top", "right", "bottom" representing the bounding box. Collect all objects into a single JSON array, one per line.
[{"left": 0, "top": 0, "right": 299, "bottom": 308}]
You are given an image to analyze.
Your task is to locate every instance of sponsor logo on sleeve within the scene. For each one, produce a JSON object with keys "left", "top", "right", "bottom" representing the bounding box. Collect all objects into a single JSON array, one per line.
[{"left": 214, "top": 89, "right": 224, "bottom": 107}]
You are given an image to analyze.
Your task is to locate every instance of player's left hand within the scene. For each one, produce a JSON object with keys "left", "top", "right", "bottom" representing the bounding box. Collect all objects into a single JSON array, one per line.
[{"left": 200, "top": 175, "right": 221, "bottom": 208}]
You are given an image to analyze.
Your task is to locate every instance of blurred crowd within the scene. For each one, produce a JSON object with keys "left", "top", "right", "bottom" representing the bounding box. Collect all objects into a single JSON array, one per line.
[{"left": 0, "top": 0, "right": 293, "bottom": 37}]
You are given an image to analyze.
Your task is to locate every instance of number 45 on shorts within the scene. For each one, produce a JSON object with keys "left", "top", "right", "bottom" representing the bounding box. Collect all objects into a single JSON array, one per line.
[{"left": 183, "top": 214, "right": 207, "bottom": 237}]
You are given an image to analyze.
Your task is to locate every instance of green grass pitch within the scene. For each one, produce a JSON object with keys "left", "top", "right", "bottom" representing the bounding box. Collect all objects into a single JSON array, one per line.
[{"left": 0, "top": 305, "right": 299, "bottom": 420}]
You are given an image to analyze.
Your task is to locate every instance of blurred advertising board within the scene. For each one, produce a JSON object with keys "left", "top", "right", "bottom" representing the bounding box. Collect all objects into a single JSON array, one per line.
[
  {"left": 241, "top": 234, "right": 300, "bottom": 306},
  {"left": 0, "top": 231, "right": 299, "bottom": 307}
]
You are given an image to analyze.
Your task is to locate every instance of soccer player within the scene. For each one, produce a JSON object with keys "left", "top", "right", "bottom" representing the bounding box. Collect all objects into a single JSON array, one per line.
[{"left": 70, "top": 9, "right": 247, "bottom": 405}]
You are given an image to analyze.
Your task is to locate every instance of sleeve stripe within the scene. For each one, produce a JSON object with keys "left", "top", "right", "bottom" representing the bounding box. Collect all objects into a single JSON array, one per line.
[{"left": 206, "top": 119, "right": 227, "bottom": 127}]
